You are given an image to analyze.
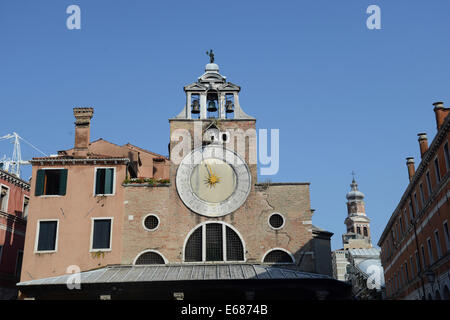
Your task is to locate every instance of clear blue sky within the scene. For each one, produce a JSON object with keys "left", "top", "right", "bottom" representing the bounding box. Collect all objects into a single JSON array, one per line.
[{"left": 1, "top": 0, "right": 449, "bottom": 250}]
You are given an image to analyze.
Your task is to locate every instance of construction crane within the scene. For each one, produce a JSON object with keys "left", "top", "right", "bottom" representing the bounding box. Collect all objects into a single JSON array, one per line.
[{"left": 0, "top": 132, "right": 47, "bottom": 178}]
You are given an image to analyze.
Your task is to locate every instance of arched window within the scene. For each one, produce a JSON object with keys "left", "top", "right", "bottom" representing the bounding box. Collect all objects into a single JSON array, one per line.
[
  {"left": 262, "top": 249, "right": 294, "bottom": 264},
  {"left": 357, "top": 227, "right": 361, "bottom": 235},
  {"left": 134, "top": 250, "right": 166, "bottom": 265},
  {"left": 435, "top": 290, "right": 441, "bottom": 300},
  {"left": 363, "top": 227, "right": 368, "bottom": 237},
  {"left": 184, "top": 223, "right": 244, "bottom": 262},
  {"left": 443, "top": 285, "right": 449, "bottom": 300}
]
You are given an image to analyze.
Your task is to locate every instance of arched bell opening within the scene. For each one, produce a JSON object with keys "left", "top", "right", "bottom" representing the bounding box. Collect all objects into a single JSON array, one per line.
[
  {"left": 225, "top": 93, "right": 235, "bottom": 119},
  {"left": 190, "top": 93, "right": 200, "bottom": 119},
  {"left": 207, "top": 90, "right": 219, "bottom": 119}
]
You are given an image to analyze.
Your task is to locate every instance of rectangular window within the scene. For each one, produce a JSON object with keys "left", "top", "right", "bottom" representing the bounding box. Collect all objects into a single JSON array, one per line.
[
  {"left": 15, "top": 250, "right": 23, "bottom": 279},
  {"left": 444, "top": 142, "right": 450, "bottom": 172},
  {"left": 399, "top": 217, "right": 403, "bottom": 235},
  {"left": 91, "top": 218, "right": 112, "bottom": 250},
  {"left": 0, "top": 245, "right": 3, "bottom": 264},
  {"left": 405, "top": 262, "right": 409, "bottom": 282},
  {"left": 444, "top": 221, "right": 450, "bottom": 252},
  {"left": 415, "top": 251, "right": 421, "bottom": 273},
  {"left": 427, "top": 238, "right": 434, "bottom": 265},
  {"left": 36, "top": 220, "right": 58, "bottom": 252},
  {"left": 404, "top": 210, "right": 409, "bottom": 229},
  {"left": 0, "top": 185, "right": 9, "bottom": 212},
  {"left": 434, "top": 158, "right": 441, "bottom": 183},
  {"left": 23, "top": 196, "right": 30, "bottom": 219},
  {"left": 413, "top": 194, "right": 419, "bottom": 215},
  {"left": 426, "top": 171, "right": 432, "bottom": 195},
  {"left": 35, "top": 169, "right": 68, "bottom": 196},
  {"left": 399, "top": 268, "right": 404, "bottom": 287},
  {"left": 419, "top": 183, "right": 425, "bottom": 207},
  {"left": 434, "top": 230, "right": 442, "bottom": 259},
  {"left": 95, "top": 168, "right": 115, "bottom": 195},
  {"left": 421, "top": 245, "right": 426, "bottom": 268}
]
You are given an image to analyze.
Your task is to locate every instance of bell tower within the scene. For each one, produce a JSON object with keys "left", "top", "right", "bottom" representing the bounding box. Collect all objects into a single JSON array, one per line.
[
  {"left": 342, "top": 177, "right": 372, "bottom": 249},
  {"left": 174, "top": 56, "right": 253, "bottom": 121},
  {"left": 170, "top": 54, "right": 257, "bottom": 182}
]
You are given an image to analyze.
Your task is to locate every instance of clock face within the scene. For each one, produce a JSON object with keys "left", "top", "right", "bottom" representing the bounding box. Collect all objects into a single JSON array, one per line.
[{"left": 176, "top": 145, "right": 251, "bottom": 217}]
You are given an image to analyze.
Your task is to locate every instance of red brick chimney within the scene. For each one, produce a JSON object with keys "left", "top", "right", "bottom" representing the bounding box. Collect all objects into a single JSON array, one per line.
[
  {"left": 406, "top": 157, "right": 415, "bottom": 182},
  {"left": 417, "top": 133, "right": 428, "bottom": 158},
  {"left": 73, "top": 108, "right": 94, "bottom": 158},
  {"left": 433, "top": 102, "right": 449, "bottom": 131}
]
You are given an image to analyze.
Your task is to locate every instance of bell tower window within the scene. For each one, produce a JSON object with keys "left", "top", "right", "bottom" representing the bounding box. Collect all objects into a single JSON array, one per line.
[
  {"left": 225, "top": 93, "right": 234, "bottom": 119},
  {"left": 191, "top": 94, "right": 200, "bottom": 119},
  {"left": 207, "top": 91, "right": 218, "bottom": 118}
]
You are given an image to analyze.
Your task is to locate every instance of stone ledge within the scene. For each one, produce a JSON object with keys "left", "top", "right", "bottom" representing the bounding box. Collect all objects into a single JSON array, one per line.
[{"left": 123, "top": 183, "right": 171, "bottom": 188}]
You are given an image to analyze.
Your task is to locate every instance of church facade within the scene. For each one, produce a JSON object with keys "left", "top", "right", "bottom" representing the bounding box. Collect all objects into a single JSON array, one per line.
[{"left": 18, "top": 61, "right": 348, "bottom": 299}]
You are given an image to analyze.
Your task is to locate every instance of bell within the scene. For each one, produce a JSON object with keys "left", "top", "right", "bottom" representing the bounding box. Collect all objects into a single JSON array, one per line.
[
  {"left": 207, "top": 100, "right": 217, "bottom": 112},
  {"left": 191, "top": 100, "right": 200, "bottom": 114},
  {"left": 225, "top": 100, "right": 234, "bottom": 113}
]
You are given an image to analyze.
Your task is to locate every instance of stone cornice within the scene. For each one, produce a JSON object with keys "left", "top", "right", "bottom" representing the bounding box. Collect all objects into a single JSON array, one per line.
[
  {"left": 0, "top": 210, "right": 27, "bottom": 226},
  {"left": 0, "top": 169, "right": 30, "bottom": 190},
  {"left": 168, "top": 118, "right": 257, "bottom": 122},
  {"left": 30, "top": 158, "right": 130, "bottom": 166}
]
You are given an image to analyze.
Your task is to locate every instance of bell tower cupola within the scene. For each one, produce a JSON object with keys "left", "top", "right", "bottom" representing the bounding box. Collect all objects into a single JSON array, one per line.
[
  {"left": 342, "top": 175, "right": 373, "bottom": 249},
  {"left": 175, "top": 50, "right": 254, "bottom": 120}
]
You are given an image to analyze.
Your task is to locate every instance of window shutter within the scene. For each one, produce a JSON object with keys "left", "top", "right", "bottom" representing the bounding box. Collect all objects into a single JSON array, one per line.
[
  {"left": 35, "top": 170, "right": 45, "bottom": 196},
  {"left": 37, "top": 221, "right": 57, "bottom": 251},
  {"left": 95, "top": 169, "right": 103, "bottom": 195},
  {"left": 58, "top": 169, "right": 68, "bottom": 195},
  {"left": 105, "top": 169, "right": 114, "bottom": 194},
  {"left": 93, "top": 219, "right": 111, "bottom": 249}
]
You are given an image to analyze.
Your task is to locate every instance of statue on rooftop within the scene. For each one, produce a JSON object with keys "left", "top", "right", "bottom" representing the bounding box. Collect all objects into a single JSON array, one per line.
[{"left": 206, "top": 49, "right": 214, "bottom": 63}]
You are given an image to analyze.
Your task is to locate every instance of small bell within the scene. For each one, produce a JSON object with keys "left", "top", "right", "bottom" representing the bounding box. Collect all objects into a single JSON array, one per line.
[
  {"left": 191, "top": 100, "right": 200, "bottom": 114},
  {"left": 207, "top": 100, "right": 217, "bottom": 112},
  {"left": 225, "top": 100, "right": 234, "bottom": 113}
]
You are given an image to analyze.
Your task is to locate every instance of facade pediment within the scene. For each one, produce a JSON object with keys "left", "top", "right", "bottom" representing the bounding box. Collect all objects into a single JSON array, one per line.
[
  {"left": 217, "top": 82, "right": 241, "bottom": 92},
  {"left": 184, "top": 83, "right": 208, "bottom": 92}
]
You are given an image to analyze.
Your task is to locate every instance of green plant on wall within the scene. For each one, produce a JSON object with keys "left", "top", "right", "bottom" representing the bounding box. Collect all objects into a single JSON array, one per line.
[{"left": 91, "top": 251, "right": 105, "bottom": 259}]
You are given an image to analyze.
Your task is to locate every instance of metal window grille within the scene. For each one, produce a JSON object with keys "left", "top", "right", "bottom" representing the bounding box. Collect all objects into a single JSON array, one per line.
[
  {"left": 144, "top": 215, "right": 159, "bottom": 230},
  {"left": 135, "top": 252, "right": 165, "bottom": 265},
  {"left": 269, "top": 214, "right": 284, "bottom": 229},
  {"left": 263, "top": 250, "right": 293, "bottom": 263},
  {"left": 206, "top": 224, "right": 223, "bottom": 261},
  {"left": 226, "top": 226, "right": 244, "bottom": 261},
  {"left": 185, "top": 227, "right": 202, "bottom": 262}
]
